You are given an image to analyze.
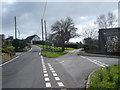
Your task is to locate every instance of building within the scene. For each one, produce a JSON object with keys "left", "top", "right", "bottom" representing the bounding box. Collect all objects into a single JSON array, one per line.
[
  {"left": 25, "top": 34, "right": 40, "bottom": 44},
  {"left": 0, "top": 34, "right": 5, "bottom": 47},
  {"left": 99, "top": 28, "right": 120, "bottom": 53},
  {"left": 6, "top": 36, "right": 14, "bottom": 42}
]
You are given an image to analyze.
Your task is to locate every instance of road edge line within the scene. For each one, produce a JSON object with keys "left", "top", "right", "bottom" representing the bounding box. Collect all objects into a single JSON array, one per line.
[{"left": 0, "top": 56, "right": 20, "bottom": 66}]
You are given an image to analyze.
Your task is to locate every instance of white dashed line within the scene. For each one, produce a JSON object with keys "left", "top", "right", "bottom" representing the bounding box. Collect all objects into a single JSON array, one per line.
[
  {"left": 43, "top": 71, "right": 47, "bottom": 73},
  {"left": 42, "top": 64, "right": 45, "bottom": 66},
  {"left": 57, "top": 82, "right": 64, "bottom": 87},
  {"left": 51, "top": 71, "right": 55, "bottom": 73},
  {"left": 53, "top": 73, "right": 58, "bottom": 76},
  {"left": 55, "top": 77, "right": 60, "bottom": 81},
  {"left": 44, "top": 74, "right": 48, "bottom": 77},
  {"left": 45, "top": 82, "right": 52, "bottom": 88},
  {"left": 50, "top": 68, "right": 54, "bottom": 70},
  {"left": 60, "top": 61, "right": 64, "bottom": 63},
  {"left": 45, "top": 77, "right": 50, "bottom": 81},
  {"left": 43, "top": 67, "right": 46, "bottom": 69},
  {"left": 43, "top": 68, "right": 47, "bottom": 70}
]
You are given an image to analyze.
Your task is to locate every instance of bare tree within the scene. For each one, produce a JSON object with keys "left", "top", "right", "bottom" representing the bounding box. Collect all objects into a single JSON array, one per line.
[
  {"left": 95, "top": 12, "right": 117, "bottom": 29},
  {"left": 82, "top": 25, "right": 98, "bottom": 39},
  {"left": 50, "top": 17, "right": 78, "bottom": 51}
]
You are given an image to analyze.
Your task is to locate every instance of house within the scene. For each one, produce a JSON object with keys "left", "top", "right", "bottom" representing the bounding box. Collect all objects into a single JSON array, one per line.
[
  {"left": 6, "top": 36, "right": 14, "bottom": 42},
  {"left": 99, "top": 27, "right": 120, "bottom": 53},
  {"left": 25, "top": 34, "right": 40, "bottom": 44}
]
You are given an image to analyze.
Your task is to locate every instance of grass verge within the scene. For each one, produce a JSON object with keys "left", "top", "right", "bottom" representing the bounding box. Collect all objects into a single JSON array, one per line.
[
  {"left": 41, "top": 49, "right": 68, "bottom": 58},
  {"left": 38, "top": 45, "right": 75, "bottom": 51},
  {"left": 88, "top": 64, "right": 120, "bottom": 89},
  {"left": 38, "top": 45, "right": 68, "bottom": 58}
]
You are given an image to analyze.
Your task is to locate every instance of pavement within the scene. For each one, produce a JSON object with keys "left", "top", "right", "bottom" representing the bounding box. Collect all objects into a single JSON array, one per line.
[
  {"left": 2, "top": 45, "right": 119, "bottom": 89},
  {"left": 79, "top": 52, "right": 120, "bottom": 58}
]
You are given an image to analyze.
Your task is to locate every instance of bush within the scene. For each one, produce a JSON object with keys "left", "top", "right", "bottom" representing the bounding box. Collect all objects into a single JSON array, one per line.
[
  {"left": 2, "top": 47, "right": 15, "bottom": 56},
  {"left": 89, "top": 64, "right": 120, "bottom": 88},
  {"left": 65, "top": 43, "right": 78, "bottom": 49},
  {"left": 12, "top": 39, "right": 26, "bottom": 51}
]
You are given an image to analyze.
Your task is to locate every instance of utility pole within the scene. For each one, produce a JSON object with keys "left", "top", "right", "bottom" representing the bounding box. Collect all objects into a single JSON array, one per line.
[
  {"left": 44, "top": 20, "right": 48, "bottom": 49},
  {"left": 41, "top": 19, "right": 44, "bottom": 49},
  {"left": 18, "top": 29, "right": 20, "bottom": 39},
  {"left": 14, "top": 16, "right": 17, "bottom": 39}
]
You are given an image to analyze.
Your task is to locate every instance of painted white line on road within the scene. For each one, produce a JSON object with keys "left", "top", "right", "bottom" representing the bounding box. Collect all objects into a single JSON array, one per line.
[
  {"left": 57, "top": 82, "right": 64, "bottom": 87},
  {"left": 47, "top": 63, "right": 65, "bottom": 87},
  {"left": 60, "top": 61, "right": 64, "bottom": 63},
  {"left": 51, "top": 71, "right": 55, "bottom": 73},
  {"left": 44, "top": 74, "right": 48, "bottom": 77},
  {"left": 39, "top": 52, "right": 41, "bottom": 55},
  {"left": 45, "top": 77, "right": 50, "bottom": 81},
  {"left": 0, "top": 56, "right": 20, "bottom": 66},
  {"left": 43, "top": 71, "right": 47, "bottom": 73},
  {"left": 45, "top": 82, "right": 52, "bottom": 88},
  {"left": 55, "top": 77, "right": 60, "bottom": 81},
  {"left": 43, "top": 64, "right": 45, "bottom": 67},
  {"left": 28, "top": 48, "right": 32, "bottom": 52},
  {"left": 80, "top": 56, "right": 109, "bottom": 67},
  {"left": 53, "top": 73, "right": 58, "bottom": 76},
  {"left": 93, "top": 60, "right": 109, "bottom": 66},
  {"left": 50, "top": 68, "right": 54, "bottom": 71},
  {"left": 43, "top": 67, "right": 46, "bottom": 69},
  {"left": 43, "top": 68, "right": 47, "bottom": 71}
]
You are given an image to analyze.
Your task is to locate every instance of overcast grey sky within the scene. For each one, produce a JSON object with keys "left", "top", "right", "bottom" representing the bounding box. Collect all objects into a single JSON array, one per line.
[{"left": 2, "top": 1, "right": 118, "bottom": 42}]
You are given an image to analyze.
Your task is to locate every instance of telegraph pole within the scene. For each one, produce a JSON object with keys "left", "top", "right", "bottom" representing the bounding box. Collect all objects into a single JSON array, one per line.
[
  {"left": 14, "top": 16, "right": 17, "bottom": 39},
  {"left": 44, "top": 20, "right": 48, "bottom": 49},
  {"left": 18, "top": 29, "right": 20, "bottom": 39},
  {"left": 41, "top": 19, "right": 44, "bottom": 49}
]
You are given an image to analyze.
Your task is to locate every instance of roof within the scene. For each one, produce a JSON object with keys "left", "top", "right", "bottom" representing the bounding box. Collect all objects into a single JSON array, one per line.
[
  {"left": 6, "top": 36, "right": 13, "bottom": 41},
  {"left": 25, "top": 34, "right": 40, "bottom": 42}
]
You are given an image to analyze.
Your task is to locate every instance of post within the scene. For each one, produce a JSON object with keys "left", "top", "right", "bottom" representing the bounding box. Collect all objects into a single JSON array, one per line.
[
  {"left": 41, "top": 19, "right": 44, "bottom": 49},
  {"left": 18, "top": 29, "right": 20, "bottom": 39},
  {"left": 44, "top": 20, "right": 48, "bottom": 49},
  {"left": 15, "top": 16, "right": 17, "bottom": 39}
]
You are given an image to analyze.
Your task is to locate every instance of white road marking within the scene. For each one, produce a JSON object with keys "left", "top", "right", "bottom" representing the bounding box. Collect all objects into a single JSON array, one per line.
[
  {"left": 46, "top": 63, "right": 65, "bottom": 88},
  {"left": 45, "top": 82, "right": 52, "bottom": 88},
  {"left": 53, "top": 73, "right": 58, "bottom": 76},
  {"left": 80, "top": 56, "right": 109, "bottom": 67},
  {"left": 43, "top": 67, "right": 46, "bottom": 69},
  {"left": 55, "top": 77, "right": 60, "bottom": 81},
  {"left": 44, "top": 74, "right": 48, "bottom": 77},
  {"left": 43, "top": 68, "right": 47, "bottom": 70},
  {"left": 28, "top": 48, "right": 32, "bottom": 52},
  {"left": 43, "top": 71, "right": 47, "bottom": 73},
  {"left": 39, "top": 52, "right": 41, "bottom": 55},
  {"left": 51, "top": 71, "right": 55, "bottom": 73},
  {"left": 60, "top": 61, "right": 64, "bottom": 63},
  {"left": 43, "top": 64, "right": 45, "bottom": 67},
  {"left": 50, "top": 68, "right": 54, "bottom": 70},
  {"left": 0, "top": 56, "right": 20, "bottom": 66},
  {"left": 57, "top": 82, "right": 64, "bottom": 87},
  {"left": 45, "top": 77, "right": 50, "bottom": 81}
]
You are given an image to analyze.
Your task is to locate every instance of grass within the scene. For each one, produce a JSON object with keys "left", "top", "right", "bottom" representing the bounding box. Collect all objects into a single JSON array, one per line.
[
  {"left": 6, "top": 45, "right": 15, "bottom": 49},
  {"left": 38, "top": 45, "right": 69, "bottom": 58},
  {"left": 41, "top": 50, "right": 68, "bottom": 58},
  {"left": 89, "top": 64, "right": 120, "bottom": 89},
  {"left": 38, "top": 45, "right": 75, "bottom": 51}
]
